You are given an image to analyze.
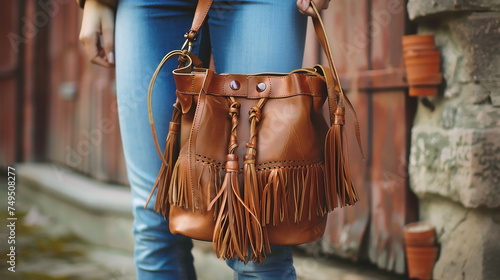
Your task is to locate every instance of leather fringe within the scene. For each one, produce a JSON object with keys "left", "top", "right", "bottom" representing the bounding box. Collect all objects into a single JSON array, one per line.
[
  {"left": 169, "top": 157, "right": 190, "bottom": 210},
  {"left": 242, "top": 101, "right": 268, "bottom": 263},
  {"left": 243, "top": 160, "right": 267, "bottom": 263},
  {"left": 145, "top": 103, "right": 182, "bottom": 216},
  {"left": 212, "top": 155, "right": 248, "bottom": 262},
  {"left": 197, "top": 159, "right": 223, "bottom": 219},
  {"left": 259, "top": 164, "right": 325, "bottom": 226},
  {"left": 324, "top": 107, "right": 359, "bottom": 212},
  {"left": 211, "top": 98, "right": 249, "bottom": 262}
]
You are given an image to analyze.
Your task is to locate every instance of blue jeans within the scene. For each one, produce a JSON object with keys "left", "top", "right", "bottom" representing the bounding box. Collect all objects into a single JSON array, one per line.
[{"left": 115, "top": 0, "right": 307, "bottom": 279}]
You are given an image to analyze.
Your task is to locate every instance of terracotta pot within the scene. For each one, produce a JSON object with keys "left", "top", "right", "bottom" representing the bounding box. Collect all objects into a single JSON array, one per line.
[
  {"left": 407, "top": 73, "right": 442, "bottom": 86},
  {"left": 409, "top": 86, "right": 438, "bottom": 97},
  {"left": 404, "top": 222, "right": 436, "bottom": 247},
  {"left": 406, "top": 57, "right": 441, "bottom": 75},
  {"left": 403, "top": 35, "right": 436, "bottom": 53},
  {"left": 402, "top": 34, "right": 435, "bottom": 48},
  {"left": 402, "top": 35, "right": 442, "bottom": 96},
  {"left": 406, "top": 67, "right": 441, "bottom": 84},
  {"left": 405, "top": 63, "right": 441, "bottom": 74},
  {"left": 405, "top": 56, "right": 441, "bottom": 65},
  {"left": 404, "top": 50, "right": 441, "bottom": 58},
  {"left": 405, "top": 246, "right": 439, "bottom": 280},
  {"left": 404, "top": 52, "right": 441, "bottom": 61},
  {"left": 404, "top": 45, "right": 436, "bottom": 52}
]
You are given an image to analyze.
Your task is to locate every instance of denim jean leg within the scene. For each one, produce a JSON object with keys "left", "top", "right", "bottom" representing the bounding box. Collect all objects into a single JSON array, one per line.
[
  {"left": 114, "top": 0, "right": 209, "bottom": 279},
  {"left": 115, "top": 0, "right": 307, "bottom": 278},
  {"left": 226, "top": 246, "right": 296, "bottom": 280},
  {"left": 209, "top": 0, "right": 307, "bottom": 74}
]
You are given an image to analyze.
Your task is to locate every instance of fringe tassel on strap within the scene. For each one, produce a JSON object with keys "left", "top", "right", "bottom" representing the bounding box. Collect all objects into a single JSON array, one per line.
[
  {"left": 145, "top": 102, "right": 182, "bottom": 216},
  {"left": 324, "top": 106, "right": 359, "bottom": 212}
]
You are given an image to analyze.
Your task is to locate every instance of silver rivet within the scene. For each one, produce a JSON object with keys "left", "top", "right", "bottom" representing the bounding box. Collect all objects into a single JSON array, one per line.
[
  {"left": 230, "top": 80, "right": 240, "bottom": 90},
  {"left": 256, "top": 82, "right": 266, "bottom": 92}
]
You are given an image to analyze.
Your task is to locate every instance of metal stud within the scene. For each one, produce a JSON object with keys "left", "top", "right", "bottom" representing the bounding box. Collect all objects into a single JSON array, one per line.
[
  {"left": 256, "top": 82, "right": 266, "bottom": 92},
  {"left": 230, "top": 80, "right": 240, "bottom": 90}
]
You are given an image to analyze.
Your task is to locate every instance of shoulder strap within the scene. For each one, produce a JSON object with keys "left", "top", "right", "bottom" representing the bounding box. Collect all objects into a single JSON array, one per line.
[
  {"left": 188, "top": 0, "right": 213, "bottom": 38},
  {"left": 309, "top": 3, "right": 364, "bottom": 158},
  {"left": 186, "top": 1, "right": 344, "bottom": 120},
  {"left": 184, "top": 0, "right": 363, "bottom": 157}
]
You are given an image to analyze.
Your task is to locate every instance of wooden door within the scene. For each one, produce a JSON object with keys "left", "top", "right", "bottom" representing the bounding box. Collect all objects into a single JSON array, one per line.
[
  {"left": 0, "top": 0, "right": 49, "bottom": 166},
  {"left": 45, "top": 0, "right": 128, "bottom": 184},
  {"left": 304, "top": 0, "right": 418, "bottom": 274},
  {"left": 0, "top": 0, "right": 20, "bottom": 167},
  {"left": 0, "top": 0, "right": 128, "bottom": 184}
]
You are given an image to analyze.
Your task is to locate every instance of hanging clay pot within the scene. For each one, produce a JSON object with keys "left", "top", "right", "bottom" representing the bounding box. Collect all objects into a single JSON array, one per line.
[
  {"left": 402, "top": 34, "right": 435, "bottom": 45},
  {"left": 402, "top": 35, "right": 436, "bottom": 52},
  {"left": 405, "top": 61, "right": 442, "bottom": 82},
  {"left": 405, "top": 246, "right": 439, "bottom": 280},
  {"left": 404, "top": 222, "right": 436, "bottom": 247},
  {"left": 404, "top": 49, "right": 441, "bottom": 59},
  {"left": 405, "top": 59, "right": 441, "bottom": 74},
  {"left": 408, "top": 86, "right": 439, "bottom": 97},
  {"left": 402, "top": 34, "right": 443, "bottom": 97},
  {"left": 406, "top": 73, "right": 443, "bottom": 87}
]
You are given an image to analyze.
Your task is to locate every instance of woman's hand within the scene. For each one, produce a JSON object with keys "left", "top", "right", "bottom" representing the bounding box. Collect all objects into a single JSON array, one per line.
[
  {"left": 79, "top": 0, "right": 115, "bottom": 68},
  {"left": 297, "top": 0, "right": 329, "bottom": 17}
]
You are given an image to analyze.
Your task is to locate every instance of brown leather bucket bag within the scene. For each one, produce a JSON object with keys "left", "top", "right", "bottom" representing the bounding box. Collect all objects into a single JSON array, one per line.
[{"left": 146, "top": 0, "right": 362, "bottom": 263}]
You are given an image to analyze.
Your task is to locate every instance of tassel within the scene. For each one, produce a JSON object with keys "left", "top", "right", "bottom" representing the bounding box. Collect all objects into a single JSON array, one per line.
[
  {"left": 324, "top": 106, "right": 359, "bottom": 212},
  {"left": 243, "top": 155, "right": 266, "bottom": 263},
  {"left": 243, "top": 104, "right": 267, "bottom": 263},
  {"left": 210, "top": 98, "right": 249, "bottom": 262},
  {"left": 145, "top": 103, "right": 182, "bottom": 216},
  {"left": 212, "top": 155, "right": 248, "bottom": 262}
]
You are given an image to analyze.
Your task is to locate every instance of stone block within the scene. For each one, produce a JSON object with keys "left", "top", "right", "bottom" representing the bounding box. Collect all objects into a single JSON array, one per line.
[
  {"left": 419, "top": 197, "right": 500, "bottom": 280},
  {"left": 408, "top": 0, "right": 500, "bottom": 20},
  {"left": 409, "top": 12, "right": 500, "bottom": 206},
  {"left": 416, "top": 12, "right": 500, "bottom": 105},
  {"left": 409, "top": 126, "right": 500, "bottom": 208}
]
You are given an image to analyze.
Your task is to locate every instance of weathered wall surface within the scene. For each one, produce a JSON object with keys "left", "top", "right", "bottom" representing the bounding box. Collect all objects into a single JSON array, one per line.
[{"left": 407, "top": 0, "right": 500, "bottom": 279}]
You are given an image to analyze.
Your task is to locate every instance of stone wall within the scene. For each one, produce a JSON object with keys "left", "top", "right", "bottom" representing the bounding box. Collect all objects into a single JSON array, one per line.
[{"left": 407, "top": 0, "right": 500, "bottom": 279}]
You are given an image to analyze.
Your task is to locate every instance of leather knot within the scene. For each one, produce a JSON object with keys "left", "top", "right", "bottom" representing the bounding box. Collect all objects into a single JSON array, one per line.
[
  {"left": 334, "top": 107, "right": 345, "bottom": 125},
  {"left": 229, "top": 101, "right": 241, "bottom": 117},
  {"left": 225, "top": 154, "right": 240, "bottom": 172},
  {"left": 246, "top": 143, "right": 256, "bottom": 150},
  {"left": 169, "top": 122, "right": 180, "bottom": 133},
  {"left": 248, "top": 106, "right": 261, "bottom": 122},
  {"left": 244, "top": 154, "right": 256, "bottom": 164}
]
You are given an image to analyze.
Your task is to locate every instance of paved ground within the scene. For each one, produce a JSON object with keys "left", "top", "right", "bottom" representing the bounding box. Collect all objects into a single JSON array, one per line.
[
  {"left": 0, "top": 208, "right": 404, "bottom": 280},
  {"left": 0, "top": 178, "right": 405, "bottom": 280}
]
